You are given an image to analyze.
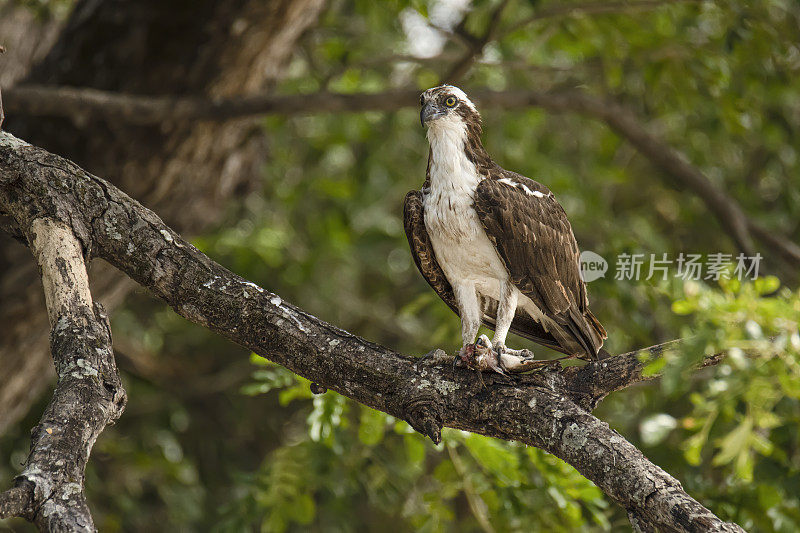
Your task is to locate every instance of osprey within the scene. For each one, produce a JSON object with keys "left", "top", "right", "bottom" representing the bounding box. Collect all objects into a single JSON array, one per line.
[{"left": 404, "top": 85, "right": 606, "bottom": 373}]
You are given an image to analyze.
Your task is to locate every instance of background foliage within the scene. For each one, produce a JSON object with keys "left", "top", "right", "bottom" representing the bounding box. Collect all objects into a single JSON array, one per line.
[{"left": 2, "top": 0, "right": 799, "bottom": 531}]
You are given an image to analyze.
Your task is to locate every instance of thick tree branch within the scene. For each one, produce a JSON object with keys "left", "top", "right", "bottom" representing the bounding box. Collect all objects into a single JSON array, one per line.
[
  {"left": 557, "top": 339, "right": 726, "bottom": 410},
  {"left": 748, "top": 223, "right": 800, "bottom": 269},
  {"left": 5, "top": 84, "right": 796, "bottom": 273},
  {"left": 2, "top": 84, "right": 418, "bottom": 124},
  {"left": 0, "top": 484, "right": 33, "bottom": 521},
  {"left": 0, "top": 166, "right": 126, "bottom": 529},
  {"left": 0, "top": 131, "right": 744, "bottom": 532}
]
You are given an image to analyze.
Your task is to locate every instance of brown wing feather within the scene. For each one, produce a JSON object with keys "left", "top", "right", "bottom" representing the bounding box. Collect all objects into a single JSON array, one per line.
[
  {"left": 473, "top": 172, "right": 606, "bottom": 359},
  {"left": 403, "top": 190, "right": 458, "bottom": 314},
  {"left": 403, "top": 189, "right": 568, "bottom": 353}
]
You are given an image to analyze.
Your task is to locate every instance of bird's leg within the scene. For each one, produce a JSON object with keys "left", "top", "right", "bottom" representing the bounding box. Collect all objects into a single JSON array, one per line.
[
  {"left": 455, "top": 283, "right": 482, "bottom": 368},
  {"left": 486, "top": 282, "right": 539, "bottom": 373},
  {"left": 453, "top": 283, "right": 520, "bottom": 376},
  {"left": 491, "top": 281, "right": 517, "bottom": 355}
]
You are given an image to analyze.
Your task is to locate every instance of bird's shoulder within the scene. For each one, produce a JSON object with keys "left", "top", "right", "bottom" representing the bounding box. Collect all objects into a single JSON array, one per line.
[
  {"left": 482, "top": 167, "right": 553, "bottom": 196},
  {"left": 476, "top": 167, "right": 571, "bottom": 233}
]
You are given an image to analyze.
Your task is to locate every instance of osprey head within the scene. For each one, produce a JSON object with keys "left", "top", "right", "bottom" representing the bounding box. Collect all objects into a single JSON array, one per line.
[{"left": 419, "top": 85, "right": 479, "bottom": 128}]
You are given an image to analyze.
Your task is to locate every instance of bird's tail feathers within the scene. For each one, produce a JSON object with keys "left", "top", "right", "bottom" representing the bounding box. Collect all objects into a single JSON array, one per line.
[
  {"left": 585, "top": 310, "right": 607, "bottom": 342},
  {"left": 565, "top": 308, "right": 606, "bottom": 360}
]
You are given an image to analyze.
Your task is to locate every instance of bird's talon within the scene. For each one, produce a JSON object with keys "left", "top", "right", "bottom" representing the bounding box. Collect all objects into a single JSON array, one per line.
[{"left": 454, "top": 335, "right": 508, "bottom": 375}]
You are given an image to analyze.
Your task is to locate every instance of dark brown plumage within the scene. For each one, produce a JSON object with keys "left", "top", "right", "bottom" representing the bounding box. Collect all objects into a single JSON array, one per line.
[{"left": 473, "top": 174, "right": 606, "bottom": 358}]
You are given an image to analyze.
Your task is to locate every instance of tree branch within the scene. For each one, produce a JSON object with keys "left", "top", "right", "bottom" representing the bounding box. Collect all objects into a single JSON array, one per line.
[
  {"left": 0, "top": 152, "right": 127, "bottom": 529},
  {"left": 0, "top": 484, "right": 34, "bottom": 521},
  {"left": 556, "top": 339, "right": 727, "bottom": 410},
  {"left": 441, "top": 0, "right": 511, "bottom": 84},
  {"left": 0, "top": 130, "right": 744, "bottom": 531},
  {"left": 502, "top": 0, "right": 704, "bottom": 39},
  {"left": 2, "top": 85, "right": 420, "bottom": 124},
  {"left": 447, "top": 443, "right": 495, "bottom": 533},
  {"left": 6, "top": 83, "right": 794, "bottom": 272},
  {"left": 446, "top": 0, "right": 703, "bottom": 83},
  {"left": 748, "top": 223, "right": 800, "bottom": 269}
]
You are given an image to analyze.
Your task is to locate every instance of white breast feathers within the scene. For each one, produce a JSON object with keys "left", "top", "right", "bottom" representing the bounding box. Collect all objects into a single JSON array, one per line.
[
  {"left": 423, "top": 113, "right": 481, "bottom": 240},
  {"left": 423, "top": 114, "right": 509, "bottom": 291}
]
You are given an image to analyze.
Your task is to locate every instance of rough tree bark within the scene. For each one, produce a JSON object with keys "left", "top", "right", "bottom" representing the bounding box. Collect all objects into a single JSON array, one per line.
[
  {"left": 0, "top": 0, "right": 327, "bottom": 434},
  {"left": 0, "top": 216, "right": 125, "bottom": 531},
  {"left": 0, "top": 130, "right": 745, "bottom": 531}
]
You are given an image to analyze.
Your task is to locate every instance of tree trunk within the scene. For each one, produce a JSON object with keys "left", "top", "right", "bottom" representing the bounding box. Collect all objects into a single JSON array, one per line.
[{"left": 0, "top": 0, "right": 326, "bottom": 433}]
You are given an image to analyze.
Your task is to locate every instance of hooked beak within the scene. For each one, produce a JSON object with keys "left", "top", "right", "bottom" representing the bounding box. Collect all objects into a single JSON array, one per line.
[{"left": 420, "top": 101, "right": 445, "bottom": 127}]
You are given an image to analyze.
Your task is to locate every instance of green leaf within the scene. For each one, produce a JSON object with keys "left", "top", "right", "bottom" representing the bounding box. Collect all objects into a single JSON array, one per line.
[
  {"left": 249, "top": 352, "right": 271, "bottom": 366},
  {"left": 757, "top": 484, "right": 782, "bottom": 510},
  {"left": 405, "top": 434, "right": 427, "bottom": 465},
  {"left": 462, "top": 436, "right": 524, "bottom": 486},
  {"left": 671, "top": 299, "right": 695, "bottom": 315},
  {"left": 358, "top": 407, "right": 387, "bottom": 446},
  {"left": 287, "top": 493, "right": 316, "bottom": 525},
  {"left": 642, "top": 356, "right": 667, "bottom": 377},
  {"left": 713, "top": 417, "right": 753, "bottom": 467},
  {"left": 683, "top": 432, "right": 705, "bottom": 466},
  {"left": 754, "top": 275, "right": 780, "bottom": 295},
  {"left": 778, "top": 371, "right": 800, "bottom": 399}
]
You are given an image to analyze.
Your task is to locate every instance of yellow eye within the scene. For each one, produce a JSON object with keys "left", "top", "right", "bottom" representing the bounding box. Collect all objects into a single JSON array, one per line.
[{"left": 445, "top": 96, "right": 457, "bottom": 107}]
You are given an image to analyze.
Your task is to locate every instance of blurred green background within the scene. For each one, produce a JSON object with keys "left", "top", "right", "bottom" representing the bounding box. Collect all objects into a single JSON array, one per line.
[{"left": 2, "top": 0, "right": 800, "bottom": 531}]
